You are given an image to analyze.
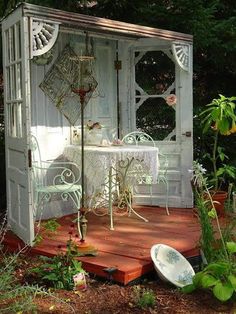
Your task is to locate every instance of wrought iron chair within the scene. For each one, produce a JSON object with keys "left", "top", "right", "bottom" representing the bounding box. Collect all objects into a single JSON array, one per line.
[
  {"left": 122, "top": 131, "right": 155, "bottom": 146},
  {"left": 122, "top": 131, "right": 170, "bottom": 215},
  {"left": 30, "top": 135, "right": 82, "bottom": 235}
]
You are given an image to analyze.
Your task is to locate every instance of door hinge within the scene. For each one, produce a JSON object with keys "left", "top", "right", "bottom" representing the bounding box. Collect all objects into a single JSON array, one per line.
[
  {"left": 114, "top": 60, "right": 122, "bottom": 70},
  {"left": 28, "top": 149, "right": 32, "bottom": 168}
]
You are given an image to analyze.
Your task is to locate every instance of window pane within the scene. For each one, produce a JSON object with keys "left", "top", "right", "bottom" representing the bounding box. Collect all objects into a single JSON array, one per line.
[
  {"left": 10, "top": 27, "right": 15, "bottom": 62},
  {"left": 11, "top": 65, "right": 16, "bottom": 99},
  {"left": 17, "top": 103, "right": 22, "bottom": 137},
  {"left": 136, "top": 97, "right": 176, "bottom": 141},
  {"left": 7, "top": 103, "right": 23, "bottom": 138},
  {"left": 9, "top": 103, "right": 16, "bottom": 137},
  {"left": 16, "top": 63, "right": 22, "bottom": 99},
  {"left": 135, "top": 50, "right": 176, "bottom": 140},
  {"left": 135, "top": 51, "right": 175, "bottom": 96},
  {"left": 6, "top": 68, "right": 11, "bottom": 100},
  {"left": 5, "top": 29, "right": 10, "bottom": 64},
  {"left": 15, "top": 22, "right": 21, "bottom": 59}
]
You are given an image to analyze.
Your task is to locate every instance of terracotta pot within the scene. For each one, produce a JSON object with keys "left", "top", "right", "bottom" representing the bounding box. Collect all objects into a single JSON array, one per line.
[{"left": 209, "top": 190, "right": 228, "bottom": 217}]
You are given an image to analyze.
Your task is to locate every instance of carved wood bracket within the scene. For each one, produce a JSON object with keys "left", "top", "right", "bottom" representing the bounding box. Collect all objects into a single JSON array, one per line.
[
  {"left": 30, "top": 18, "right": 60, "bottom": 58},
  {"left": 171, "top": 42, "right": 190, "bottom": 72}
]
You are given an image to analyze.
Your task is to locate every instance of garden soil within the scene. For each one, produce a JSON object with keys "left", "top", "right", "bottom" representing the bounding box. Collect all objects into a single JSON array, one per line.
[{"left": 9, "top": 256, "right": 236, "bottom": 314}]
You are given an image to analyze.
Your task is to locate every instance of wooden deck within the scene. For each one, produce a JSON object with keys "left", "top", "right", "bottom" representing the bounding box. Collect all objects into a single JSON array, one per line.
[{"left": 3, "top": 206, "right": 201, "bottom": 285}]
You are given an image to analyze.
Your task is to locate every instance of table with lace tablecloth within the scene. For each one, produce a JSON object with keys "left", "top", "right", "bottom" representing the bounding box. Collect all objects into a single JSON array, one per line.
[{"left": 63, "top": 144, "right": 159, "bottom": 229}]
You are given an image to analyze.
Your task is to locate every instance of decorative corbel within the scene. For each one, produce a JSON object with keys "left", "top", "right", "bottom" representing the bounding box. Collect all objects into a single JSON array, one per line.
[
  {"left": 30, "top": 17, "right": 60, "bottom": 58},
  {"left": 171, "top": 42, "right": 190, "bottom": 72}
]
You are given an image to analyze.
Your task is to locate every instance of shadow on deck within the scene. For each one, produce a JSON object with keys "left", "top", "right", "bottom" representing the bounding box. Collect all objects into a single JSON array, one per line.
[{"left": 3, "top": 206, "right": 201, "bottom": 285}]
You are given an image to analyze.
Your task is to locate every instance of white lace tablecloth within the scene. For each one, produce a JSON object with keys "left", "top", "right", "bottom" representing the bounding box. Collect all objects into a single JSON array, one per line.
[{"left": 63, "top": 145, "right": 159, "bottom": 193}]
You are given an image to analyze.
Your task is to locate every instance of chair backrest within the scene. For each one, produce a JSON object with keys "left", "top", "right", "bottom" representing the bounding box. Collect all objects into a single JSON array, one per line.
[
  {"left": 30, "top": 134, "right": 81, "bottom": 189},
  {"left": 122, "top": 131, "right": 169, "bottom": 179},
  {"left": 122, "top": 131, "right": 155, "bottom": 147}
]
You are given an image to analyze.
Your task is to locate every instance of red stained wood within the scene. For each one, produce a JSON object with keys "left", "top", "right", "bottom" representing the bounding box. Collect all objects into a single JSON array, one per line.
[{"left": 3, "top": 206, "right": 201, "bottom": 285}]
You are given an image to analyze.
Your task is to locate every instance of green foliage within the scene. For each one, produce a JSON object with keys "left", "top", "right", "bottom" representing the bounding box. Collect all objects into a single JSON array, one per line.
[
  {"left": 132, "top": 285, "right": 156, "bottom": 309},
  {"left": 41, "top": 219, "right": 61, "bottom": 232},
  {"left": 31, "top": 240, "right": 86, "bottom": 290},
  {"left": 195, "top": 196, "right": 216, "bottom": 263},
  {"left": 0, "top": 251, "right": 43, "bottom": 313},
  {"left": 33, "top": 219, "right": 61, "bottom": 245},
  {"left": 199, "top": 95, "right": 236, "bottom": 191},
  {"left": 201, "top": 95, "right": 236, "bottom": 136},
  {"left": 188, "top": 162, "right": 236, "bottom": 302},
  {"left": 182, "top": 242, "right": 236, "bottom": 302}
]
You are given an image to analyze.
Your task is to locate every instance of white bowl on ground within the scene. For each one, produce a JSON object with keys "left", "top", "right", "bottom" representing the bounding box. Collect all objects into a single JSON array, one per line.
[{"left": 150, "top": 244, "right": 195, "bottom": 288}]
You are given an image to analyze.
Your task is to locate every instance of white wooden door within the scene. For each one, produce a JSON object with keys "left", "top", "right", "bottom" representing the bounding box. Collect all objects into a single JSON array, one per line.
[
  {"left": 121, "top": 38, "right": 193, "bottom": 208},
  {"left": 2, "top": 9, "right": 34, "bottom": 244},
  {"left": 70, "top": 36, "right": 118, "bottom": 141}
]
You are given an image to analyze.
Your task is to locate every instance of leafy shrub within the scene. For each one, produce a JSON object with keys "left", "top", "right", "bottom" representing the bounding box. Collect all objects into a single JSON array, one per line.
[
  {"left": 31, "top": 239, "right": 86, "bottom": 290},
  {"left": 183, "top": 242, "right": 236, "bottom": 302}
]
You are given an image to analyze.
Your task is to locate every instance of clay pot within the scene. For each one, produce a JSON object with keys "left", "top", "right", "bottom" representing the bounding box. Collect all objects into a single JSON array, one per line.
[{"left": 209, "top": 190, "right": 228, "bottom": 217}]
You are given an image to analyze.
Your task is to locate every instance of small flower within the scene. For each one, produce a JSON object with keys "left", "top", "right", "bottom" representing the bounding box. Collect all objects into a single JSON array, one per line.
[
  {"left": 190, "top": 161, "right": 208, "bottom": 190},
  {"left": 166, "top": 94, "right": 177, "bottom": 106}
]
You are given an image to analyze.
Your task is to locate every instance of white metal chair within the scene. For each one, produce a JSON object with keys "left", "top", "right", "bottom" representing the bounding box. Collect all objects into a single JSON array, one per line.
[
  {"left": 122, "top": 131, "right": 170, "bottom": 215},
  {"left": 122, "top": 131, "right": 155, "bottom": 146},
  {"left": 30, "top": 135, "right": 82, "bottom": 234}
]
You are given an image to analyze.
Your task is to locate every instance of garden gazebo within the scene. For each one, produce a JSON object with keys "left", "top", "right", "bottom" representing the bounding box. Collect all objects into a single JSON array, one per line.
[{"left": 1, "top": 2, "right": 193, "bottom": 245}]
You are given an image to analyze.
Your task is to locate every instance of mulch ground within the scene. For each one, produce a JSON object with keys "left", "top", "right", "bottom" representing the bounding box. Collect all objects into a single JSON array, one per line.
[{"left": 5, "top": 255, "right": 236, "bottom": 314}]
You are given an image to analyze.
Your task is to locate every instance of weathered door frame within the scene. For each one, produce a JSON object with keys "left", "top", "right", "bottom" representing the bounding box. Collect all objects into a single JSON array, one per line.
[{"left": 2, "top": 7, "right": 34, "bottom": 244}]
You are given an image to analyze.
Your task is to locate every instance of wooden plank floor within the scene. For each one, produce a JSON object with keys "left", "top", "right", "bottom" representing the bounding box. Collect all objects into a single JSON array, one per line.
[{"left": 3, "top": 206, "right": 201, "bottom": 285}]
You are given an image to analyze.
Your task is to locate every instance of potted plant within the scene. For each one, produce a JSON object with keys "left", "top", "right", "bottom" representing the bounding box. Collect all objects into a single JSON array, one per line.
[{"left": 200, "top": 94, "right": 236, "bottom": 216}]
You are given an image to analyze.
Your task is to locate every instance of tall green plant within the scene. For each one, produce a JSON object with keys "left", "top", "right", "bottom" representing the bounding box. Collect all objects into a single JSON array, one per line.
[
  {"left": 200, "top": 95, "right": 236, "bottom": 191},
  {"left": 185, "top": 161, "right": 236, "bottom": 302},
  {"left": 195, "top": 195, "right": 216, "bottom": 263}
]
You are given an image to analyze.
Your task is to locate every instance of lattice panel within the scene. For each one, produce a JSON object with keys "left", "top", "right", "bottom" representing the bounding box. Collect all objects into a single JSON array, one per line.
[{"left": 40, "top": 45, "right": 97, "bottom": 125}]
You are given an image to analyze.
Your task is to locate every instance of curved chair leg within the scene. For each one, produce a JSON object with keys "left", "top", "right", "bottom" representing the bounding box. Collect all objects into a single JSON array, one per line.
[{"left": 149, "top": 179, "right": 170, "bottom": 215}]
